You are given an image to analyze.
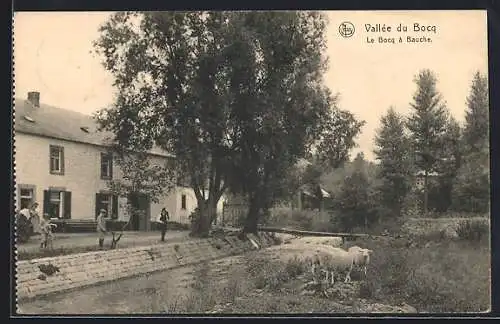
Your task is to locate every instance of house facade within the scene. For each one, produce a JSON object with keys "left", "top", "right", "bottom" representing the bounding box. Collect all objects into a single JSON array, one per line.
[{"left": 14, "top": 91, "right": 224, "bottom": 229}]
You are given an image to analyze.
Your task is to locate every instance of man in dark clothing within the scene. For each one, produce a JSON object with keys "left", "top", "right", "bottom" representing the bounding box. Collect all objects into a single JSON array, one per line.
[{"left": 158, "top": 208, "right": 169, "bottom": 242}]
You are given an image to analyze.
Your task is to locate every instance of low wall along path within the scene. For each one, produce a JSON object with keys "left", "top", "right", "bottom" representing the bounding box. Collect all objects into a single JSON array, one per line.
[{"left": 16, "top": 232, "right": 277, "bottom": 302}]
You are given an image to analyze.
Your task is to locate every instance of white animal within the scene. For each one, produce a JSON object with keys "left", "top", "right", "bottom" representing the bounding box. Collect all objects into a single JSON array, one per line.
[
  {"left": 347, "top": 245, "right": 373, "bottom": 277},
  {"left": 306, "top": 245, "right": 355, "bottom": 285}
]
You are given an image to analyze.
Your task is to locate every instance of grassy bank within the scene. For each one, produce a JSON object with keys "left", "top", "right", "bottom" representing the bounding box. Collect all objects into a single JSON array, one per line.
[
  {"left": 347, "top": 238, "right": 490, "bottom": 312},
  {"left": 164, "top": 236, "right": 490, "bottom": 313}
]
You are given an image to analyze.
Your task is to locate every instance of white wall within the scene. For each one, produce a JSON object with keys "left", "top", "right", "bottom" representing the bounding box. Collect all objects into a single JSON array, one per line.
[
  {"left": 15, "top": 133, "right": 110, "bottom": 219},
  {"left": 15, "top": 133, "right": 181, "bottom": 222},
  {"left": 15, "top": 132, "right": 228, "bottom": 226}
]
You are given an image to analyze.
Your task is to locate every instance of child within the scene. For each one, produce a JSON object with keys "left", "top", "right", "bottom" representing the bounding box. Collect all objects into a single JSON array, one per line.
[{"left": 39, "top": 217, "right": 57, "bottom": 249}]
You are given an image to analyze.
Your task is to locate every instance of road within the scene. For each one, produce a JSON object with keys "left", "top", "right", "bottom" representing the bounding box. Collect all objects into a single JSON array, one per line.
[{"left": 18, "top": 230, "right": 191, "bottom": 254}]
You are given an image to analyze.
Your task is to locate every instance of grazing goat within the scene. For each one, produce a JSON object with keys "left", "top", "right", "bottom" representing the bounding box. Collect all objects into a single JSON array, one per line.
[{"left": 347, "top": 245, "right": 373, "bottom": 277}]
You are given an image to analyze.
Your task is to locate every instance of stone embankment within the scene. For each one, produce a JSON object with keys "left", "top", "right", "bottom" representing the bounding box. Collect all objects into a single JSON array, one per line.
[{"left": 16, "top": 232, "right": 277, "bottom": 301}]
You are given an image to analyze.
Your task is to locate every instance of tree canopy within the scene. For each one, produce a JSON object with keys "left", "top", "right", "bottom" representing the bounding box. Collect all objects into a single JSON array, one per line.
[{"left": 94, "top": 11, "right": 366, "bottom": 235}]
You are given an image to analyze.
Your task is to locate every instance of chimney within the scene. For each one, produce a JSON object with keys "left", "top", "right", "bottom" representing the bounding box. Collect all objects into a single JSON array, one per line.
[{"left": 27, "top": 91, "right": 40, "bottom": 107}]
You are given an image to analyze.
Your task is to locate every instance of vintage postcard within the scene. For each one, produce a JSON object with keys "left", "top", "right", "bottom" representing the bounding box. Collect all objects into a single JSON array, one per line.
[{"left": 13, "top": 10, "right": 490, "bottom": 315}]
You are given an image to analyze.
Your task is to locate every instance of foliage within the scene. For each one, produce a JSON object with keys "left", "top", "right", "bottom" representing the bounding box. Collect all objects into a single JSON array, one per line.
[
  {"left": 246, "top": 257, "right": 305, "bottom": 291},
  {"left": 93, "top": 11, "right": 365, "bottom": 236},
  {"left": 315, "top": 107, "right": 366, "bottom": 170},
  {"left": 266, "top": 207, "right": 334, "bottom": 232},
  {"left": 335, "top": 153, "right": 380, "bottom": 231},
  {"left": 105, "top": 148, "right": 176, "bottom": 204},
  {"left": 429, "top": 116, "right": 463, "bottom": 212},
  {"left": 455, "top": 218, "right": 489, "bottom": 242},
  {"left": 94, "top": 12, "right": 246, "bottom": 237},
  {"left": 346, "top": 235, "right": 490, "bottom": 313},
  {"left": 373, "top": 107, "right": 412, "bottom": 217},
  {"left": 406, "top": 69, "right": 450, "bottom": 214},
  {"left": 463, "top": 71, "right": 489, "bottom": 156},
  {"left": 219, "top": 11, "right": 332, "bottom": 233},
  {"left": 451, "top": 71, "right": 489, "bottom": 213},
  {"left": 451, "top": 151, "right": 490, "bottom": 213},
  {"left": 102, "top": 147, "right": 175, "bottom": 248}
]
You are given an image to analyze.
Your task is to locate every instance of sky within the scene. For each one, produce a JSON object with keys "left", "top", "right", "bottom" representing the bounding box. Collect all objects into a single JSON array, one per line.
[{"left": 13, "top": 10, "right": 488, "bottom": 161}]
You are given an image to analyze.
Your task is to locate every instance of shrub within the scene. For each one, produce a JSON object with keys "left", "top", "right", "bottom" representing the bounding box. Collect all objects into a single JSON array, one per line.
[
  {"left": 245, "top": 256, "right": 305, "bottom": 292},
  {"left": 267, "top": 207, "right": 334, "bottom": 232},
  {"left": 291, "top": 210, "right": 313, "bottom": 230},
  {"left": 350, "top": 237, "right": 490, "bottom": 312},
  {"left": 456, "top": 218, "right": 489, "bottom": 242}
]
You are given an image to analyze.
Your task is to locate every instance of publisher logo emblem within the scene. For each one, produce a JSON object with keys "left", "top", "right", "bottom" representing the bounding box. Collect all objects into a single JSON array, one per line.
[{"left": 339, "top": 22, "right": 355, "bottom": 38}]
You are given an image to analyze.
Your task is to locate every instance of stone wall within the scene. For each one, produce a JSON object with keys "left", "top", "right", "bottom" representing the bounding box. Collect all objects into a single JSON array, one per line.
[{"left": 16, "top": 232, "right": 277, "bottom": 301}]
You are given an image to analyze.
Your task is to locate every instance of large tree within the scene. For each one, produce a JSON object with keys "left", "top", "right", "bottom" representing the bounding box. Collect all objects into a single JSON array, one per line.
[
  {"left": 94, "top": 11, "right": 364, "bottom": 236},
  {"left": 406, "top": 69, "right": 449, "bottom": 215},
  {"left": 221, "top": 11, "right": 332, "bottom": 233},
  {"left": 431, "top": 116, "right": 462, "bottom": 212},
  {"left": 94, "top": 12, "right": 255, "bottom": 237},
  {"left": 336, "top": 152, "right": 376, "bottom": 231},
  {"left": 451, "top": 71, "right": 489, "bottom": 213},
  {"left": 373, "top": 107, "right": 412, "bottom": 217},
  {"left": 220, "top": 12, "right": 365, "bottom": 233},
  {"left": 463, "top": 71, "right": 489, "bottom": 156}
]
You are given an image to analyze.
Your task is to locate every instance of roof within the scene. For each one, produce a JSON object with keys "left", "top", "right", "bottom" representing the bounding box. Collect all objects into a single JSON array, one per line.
[
  {"left": 14, "top": 98, "right": 173, "bottom": 158},
  {"left": 300, "top": 184, "right": 331, "bottom": 198},
  {"left": 415, "top": 170, "right": 440, "bottom": 177}
]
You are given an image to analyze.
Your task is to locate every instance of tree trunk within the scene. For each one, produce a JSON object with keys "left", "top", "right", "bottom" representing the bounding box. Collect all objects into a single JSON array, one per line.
[
  {"left": 208, "top": 199, "right": 218, "bottom": 225},
  {"left": 190, "top": 199, "right": 216, "bottom": 238},
  {"left": 243, "top": 193, "right": 260, "bottom": 234},
  {"left": 423, "top": 170, "right": 428, "bottom": 216}
]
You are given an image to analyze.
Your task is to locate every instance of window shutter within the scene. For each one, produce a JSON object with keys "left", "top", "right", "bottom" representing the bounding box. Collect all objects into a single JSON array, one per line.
[
  {"left": 48, "top": 147, "right": 51, "bottom": 173},
  {"left": 112, "top": 195, "right": 118, "bottom": 219},
  {"left": 95, "top": 193, "right": 103, "bottom": 219},
  {"left": 60, "top": 147, "right": 65, "bottom": 174},
  {"left": 43, "top": 190, "right": 50, "bottom": 217},
  {"left": 63, "top": 191, "right": 72, "bottom": 219}
]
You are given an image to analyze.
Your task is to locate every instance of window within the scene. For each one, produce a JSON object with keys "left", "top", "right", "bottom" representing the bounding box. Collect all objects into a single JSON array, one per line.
[
  {"left": 49, "top": 145, "right": 64, "bottom": 175},
  {"left": 181, "top": 194, "right": 187, "bottom": 210},
  {"left": 19, "top": 187, "right": 35, "bottom": 209},
  {"left": 96, "top": 193, "right": 118, "bottom": 219},
  {"left": 100, "top": 153, "right": 113, "bottom": 180},
  {"left": 43, "top": 190, "right": 71, "bottom": 219}
]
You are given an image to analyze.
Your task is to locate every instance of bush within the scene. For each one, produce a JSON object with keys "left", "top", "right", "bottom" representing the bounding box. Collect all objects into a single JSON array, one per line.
[
  {"left": 246, "top": 256, "right": 305, "bottom": 292},
  {"left": 456, "top": 218, "right": 489, "bottom": 242},
  {"left": 347, "top": 237, "right": 490, "bottom": 312},
  {"left": 267, "top": 207, "right": 334, "bottom": 232}
]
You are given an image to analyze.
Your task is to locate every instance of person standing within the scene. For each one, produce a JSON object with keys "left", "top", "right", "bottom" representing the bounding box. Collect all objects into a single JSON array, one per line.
[
  {"left": 28, "top": 202, "right": 41, "bottom": 235},
  {"left": 39, "top": 216, "right": 56, "bottom": 249},
  {"left": 96, "top": 209, "right": 108, "bottom": 248},
  {"left": 157, "top": 208, "right": 169, "bottom": 242}
]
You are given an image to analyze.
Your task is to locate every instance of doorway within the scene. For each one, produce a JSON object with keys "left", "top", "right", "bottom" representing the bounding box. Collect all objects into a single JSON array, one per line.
[{"left": 128, "top": 193, "right": 151, "bottom": 231}]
